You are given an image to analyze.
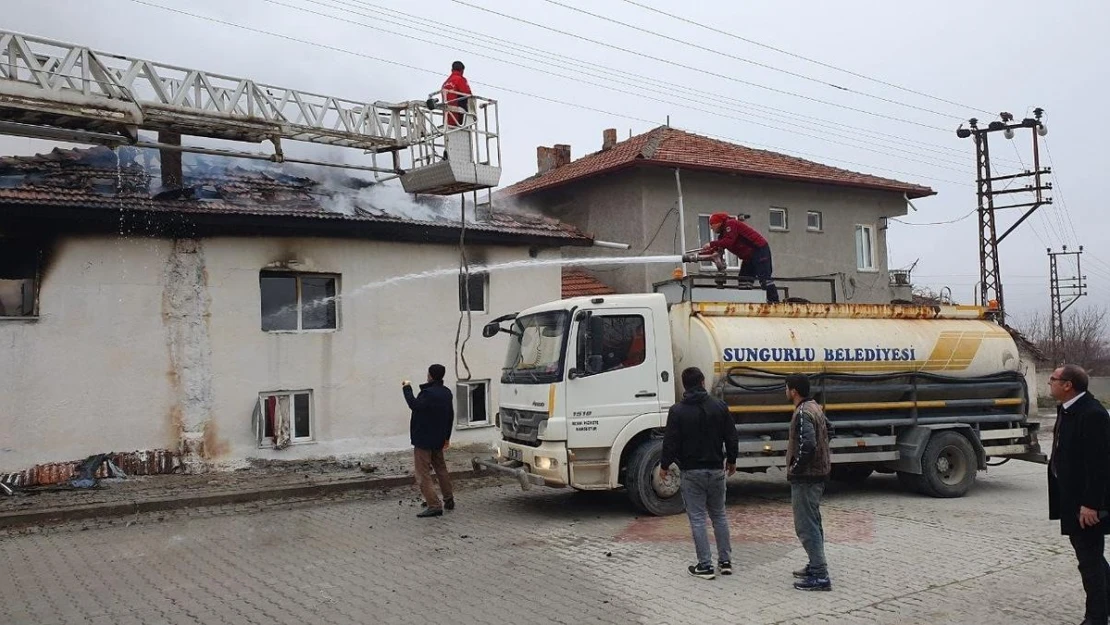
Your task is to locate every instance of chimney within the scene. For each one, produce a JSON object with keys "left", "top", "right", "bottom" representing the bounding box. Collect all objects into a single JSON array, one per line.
[
  {"left": 602, "top": 128, "right": 617, "bottom": 151},
  {"left": 553, "top": 144, "right": 571, "bottom": 169},
  {"left": 158, "top": 131, "right": 182, "bottom": 188},
  {"left": 537, "top": 144, "right": 572, "bottom": 174},
  {"left": 537, "top": 146, "right": 558, "bottom": 175}
]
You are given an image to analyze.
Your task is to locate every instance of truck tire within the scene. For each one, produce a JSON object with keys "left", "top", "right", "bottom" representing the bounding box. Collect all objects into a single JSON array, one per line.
[
  {"left": 625, "top": 438, "right": 685, "bottom": 516},
  {"left": 830, "top": 465, "right": 873, "bottom": 483},
  {"left": 918, "top": 431, "right": 977, "bottom": 498}
]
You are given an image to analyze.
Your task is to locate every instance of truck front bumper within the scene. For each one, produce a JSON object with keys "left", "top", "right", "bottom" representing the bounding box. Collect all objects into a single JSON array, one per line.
[{"left": 471, "top": 457, "right": 546, "bottom": 490}]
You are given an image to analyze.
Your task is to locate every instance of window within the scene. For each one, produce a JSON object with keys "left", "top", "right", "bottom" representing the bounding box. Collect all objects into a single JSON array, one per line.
[
  {"left": 260, "top": 272, "right": 337, "bottom": 331},
  {"left": 456, "top": 380, "right": 491, "bottom": 427},
  {"left": 0, "top": 240, "right": 39, "bottom": 317},
  {"left": 458, "top": 271, "right": 489, "bottom": 313},
  {"left": 769, "top": 208, "right": 788, "bottom": 231},
  {"left": 807, "top": 211, "right": 823, "bottom": 232},
  {"left": 855, "top": 225, "right": 876, "bottom": 271},
  {"left": 696, "top": 215, "right": 740, "bottom": 270},
  {"left": 580, "top": 314, "right": 646, "bottom": 375},
  {"left": 256, "top": 390, "right": 313, "bottom": 447}
]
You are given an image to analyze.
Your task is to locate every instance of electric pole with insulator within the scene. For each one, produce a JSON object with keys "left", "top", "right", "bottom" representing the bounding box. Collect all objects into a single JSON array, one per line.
[
  {"left": 1048, "top": 245, "right": 1087, "bottom": 365},
  {"left": 957, "top": 108, "right": 1051, "bottom": 323}
]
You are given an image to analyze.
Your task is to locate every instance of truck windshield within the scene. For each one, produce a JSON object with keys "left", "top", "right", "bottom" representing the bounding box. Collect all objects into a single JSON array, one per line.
[{"left": 501, "top": 310, "right": 570, "bottom": 384}]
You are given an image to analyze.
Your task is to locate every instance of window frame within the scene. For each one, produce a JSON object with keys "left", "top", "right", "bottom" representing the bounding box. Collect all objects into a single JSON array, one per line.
[
  {"left": 458, "top": 271, "right": 490, "bottom": 314},
  {"left": 806, "top": 210, "right": 823, "bottom": 233},
  {"left": 0, "top": 238, "right": 41, "bottom": 319},
  {"left": 256, "top": 389, "right": 314, "bottom": 447},
  {"left": 696, "top": 214, "right": 741, "bottom": 271},
  {"left": 456, "top": 379, "right": 493, "bottom": 428},
  {"left": 855, "top": 224, "right": 877, "bottom": 272},
  {"left": 259, "top": 271, "right": 340, "bottom": 333},
  {"left": 578, "top": 313, "right": 648, "bottom": 377},
  {"left": 769, "top": 207, "right": 789, "bottom": 232}
]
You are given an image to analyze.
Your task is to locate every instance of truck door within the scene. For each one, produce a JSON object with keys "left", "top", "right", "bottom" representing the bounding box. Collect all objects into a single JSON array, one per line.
[{"left": 565, "top": 308, "right": 662, "bottom": 448}]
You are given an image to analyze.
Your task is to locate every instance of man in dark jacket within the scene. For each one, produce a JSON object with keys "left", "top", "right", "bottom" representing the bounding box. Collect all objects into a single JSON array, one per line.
[
  {"left": 785, "top": 373, "right": 832, "bottom": 591},
  {"left": 660, "top": 367, "right": 738, "bottom": 580},
  {"left": 1048, "top": 363, "right": 1110, "bottom": 624},
  {"left": 403, "top": 364, "right": 455, "bottom": 518},
  {"left": 701, "top": 212, "right": 779, "bottom": 303}
]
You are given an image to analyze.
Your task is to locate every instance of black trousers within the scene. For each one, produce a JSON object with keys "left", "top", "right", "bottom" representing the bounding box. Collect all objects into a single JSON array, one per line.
[
  {"left": 1070, "top": 531, "right": 1110, "bottom": 622},
  {"left": 739, "top": 246, "right": 779, "bottom": 303}
]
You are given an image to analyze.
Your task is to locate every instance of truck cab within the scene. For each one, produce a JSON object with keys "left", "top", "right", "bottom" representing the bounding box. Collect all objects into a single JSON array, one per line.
[{"left": 482, "top": 294, "right": 678, "bottom": 507}]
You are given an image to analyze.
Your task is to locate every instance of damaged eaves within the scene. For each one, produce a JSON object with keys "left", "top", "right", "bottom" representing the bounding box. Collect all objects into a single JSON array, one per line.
[{"left": 0, "top": 146, "right": 593, "bottom": 248}]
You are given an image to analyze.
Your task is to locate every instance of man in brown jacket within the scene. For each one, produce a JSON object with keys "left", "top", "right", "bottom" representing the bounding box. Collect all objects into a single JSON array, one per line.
[{"left": 785, "top": 373, "right": 832, "bottom": 591}]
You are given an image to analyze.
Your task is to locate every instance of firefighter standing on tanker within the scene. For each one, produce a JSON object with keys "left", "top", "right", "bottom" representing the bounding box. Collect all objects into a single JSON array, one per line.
[
  {"left": 702, "top": 212, "right": 780, "bottom": 303},
  {"left": 441, "top": 61, "right": 472, "bottom": 128}
]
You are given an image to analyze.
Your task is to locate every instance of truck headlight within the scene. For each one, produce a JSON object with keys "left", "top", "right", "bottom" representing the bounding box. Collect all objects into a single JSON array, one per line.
[{"left": 534, "top": 456, "right": 558, "bottom": 470}]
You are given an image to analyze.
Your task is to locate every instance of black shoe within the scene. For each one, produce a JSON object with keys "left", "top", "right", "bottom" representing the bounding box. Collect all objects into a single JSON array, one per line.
[
  {"left": 444, "top": 497, "right": 455, "bottom": 511},
  {"left": 718, "top": 561, "right": 732, "bottom": 575},
  {"left": 792, "top": 565, "right": 812, "bottom": 578},
  {"left": 416, "top": 507, "right": 443, "bottom": 518},
  {"left": 687, "top": 564, "right": 715, "bottom": 580},
  {"left": 793, "top": 576, "right": 831, "bottom": 591}
]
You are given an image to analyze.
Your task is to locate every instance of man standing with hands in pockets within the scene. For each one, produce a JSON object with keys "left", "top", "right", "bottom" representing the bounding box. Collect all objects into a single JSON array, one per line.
[
  {"left": 403, "top": 364, "right": 455, "bottom": 518},
  {"left": 660, "top": 366, "right": 738, "bottom": 580}
]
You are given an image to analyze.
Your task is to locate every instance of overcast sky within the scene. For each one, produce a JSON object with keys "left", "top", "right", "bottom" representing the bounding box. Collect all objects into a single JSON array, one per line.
[{"left": 4, "top": 0, "right": 1107, "bottom": 324}]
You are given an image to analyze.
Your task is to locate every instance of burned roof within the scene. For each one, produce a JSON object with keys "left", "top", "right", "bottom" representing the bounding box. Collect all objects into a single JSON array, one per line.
[
  {"left": 0, "top": 146, "right": 591, "bottom": 246},
  {"left": 500, "top": 126, "right": 936, "bottom": 200}
]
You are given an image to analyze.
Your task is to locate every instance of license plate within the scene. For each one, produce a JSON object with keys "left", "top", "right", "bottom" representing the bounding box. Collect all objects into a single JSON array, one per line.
[{"left": 507, "top": 447, "right": 523, "bottom": 462}]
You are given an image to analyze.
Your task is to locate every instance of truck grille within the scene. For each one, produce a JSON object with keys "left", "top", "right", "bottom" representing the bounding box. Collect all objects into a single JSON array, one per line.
[{"left": 500, "top": 408, "right": 547, "bottom": 446}]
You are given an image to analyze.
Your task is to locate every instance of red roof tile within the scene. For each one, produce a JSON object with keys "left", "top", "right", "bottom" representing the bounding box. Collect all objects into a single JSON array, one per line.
[
  {"left": 562, "top": 268, "right": 616, "bottom": 298},
  {"left": 0, "top": 146, "right": 591, "bottom": 244},
  {"left": 500, "top": 127, "right": 936, "bottom": 200}
]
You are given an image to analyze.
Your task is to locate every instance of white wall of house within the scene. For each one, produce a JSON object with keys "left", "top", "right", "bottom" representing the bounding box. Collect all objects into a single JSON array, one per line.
[{"left": 0, "top": 233, "right": 561, "bottom": 472}]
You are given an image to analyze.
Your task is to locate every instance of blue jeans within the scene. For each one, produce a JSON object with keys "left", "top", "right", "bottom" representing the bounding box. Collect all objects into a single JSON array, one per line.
[
  {"left": 680, "top": 468, "right": 731, "bottom": 567},
  {"left": 791, "top": 481, "right": 829, "bottom": 578}
]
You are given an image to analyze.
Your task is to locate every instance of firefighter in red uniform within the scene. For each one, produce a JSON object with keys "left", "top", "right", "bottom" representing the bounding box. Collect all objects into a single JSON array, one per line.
[
  {"left": 702, "top": 212, "right": 780, "bottom": 303},
  {"left": 441, "top": 61, "right": 472, "bottom": 128}
]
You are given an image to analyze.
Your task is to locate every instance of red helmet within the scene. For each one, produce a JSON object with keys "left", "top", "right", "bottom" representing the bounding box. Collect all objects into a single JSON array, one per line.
[{"left": 708, "top": 212, "right": 730, "bottom": 228}]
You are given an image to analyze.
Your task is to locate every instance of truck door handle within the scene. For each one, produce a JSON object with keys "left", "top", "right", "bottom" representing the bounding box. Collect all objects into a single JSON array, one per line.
[{"left": 635, "top": 391, "right": 657, "bottom": 398}]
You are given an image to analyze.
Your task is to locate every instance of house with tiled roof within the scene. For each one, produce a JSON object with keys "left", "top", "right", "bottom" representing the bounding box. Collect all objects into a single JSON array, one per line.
[
  {"left": 500, "top": 126, "right": 936, "bottom": 303},
  {"left": 0, "top": 145, "right": 594, "bottom": 479}
]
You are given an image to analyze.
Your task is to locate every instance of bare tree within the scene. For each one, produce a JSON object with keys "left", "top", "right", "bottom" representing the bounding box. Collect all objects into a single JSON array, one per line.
[{"left": 1015, "top": 305, "right": 1109, "bottom": 373}]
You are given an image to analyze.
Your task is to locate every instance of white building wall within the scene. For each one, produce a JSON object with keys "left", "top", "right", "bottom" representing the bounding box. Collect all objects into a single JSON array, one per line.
[{"left": 0, "top": 233, "right": 562, "bottom": 472}]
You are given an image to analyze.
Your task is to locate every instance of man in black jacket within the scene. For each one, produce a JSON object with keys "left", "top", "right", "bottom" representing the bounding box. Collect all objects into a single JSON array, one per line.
[
  {"left": 403, "top": 364, "right": 455, "bottom": 518},
  {"left": 660, "top": 367, "right": 739, "bottom": 580},
  {"left": 1048, "top": 363, "right": 1110, "bottom": 624}
]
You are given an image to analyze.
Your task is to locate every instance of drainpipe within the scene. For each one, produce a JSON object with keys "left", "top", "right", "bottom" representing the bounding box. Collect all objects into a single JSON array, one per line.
[
  {"left": 675, "top": 168, "right": 687, "bottom": 276},
  {"left": 593, "top": 240, "right": 630, "bottom": 250}
]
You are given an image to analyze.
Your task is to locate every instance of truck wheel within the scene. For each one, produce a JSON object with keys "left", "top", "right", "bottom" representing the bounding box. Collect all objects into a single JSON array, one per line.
[
  {"left": 830, "top": 465, "right": 873, "bottom": 483},
  {"left": 625, "top": 438, "right": 685, "bottom": 516},
  {"left": 919, "top": 431, "right": 977, "bottom": 498}
]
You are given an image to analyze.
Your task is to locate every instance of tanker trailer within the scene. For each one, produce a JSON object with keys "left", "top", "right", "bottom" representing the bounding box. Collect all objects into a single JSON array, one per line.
[{"left": 475, "top": 288, "right": 1045, "bottom": 516}]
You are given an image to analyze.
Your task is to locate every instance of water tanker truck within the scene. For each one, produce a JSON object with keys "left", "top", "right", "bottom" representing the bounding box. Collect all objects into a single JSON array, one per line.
[{"left": 474, "top": 276, "right": 1046, "bottom": 515}]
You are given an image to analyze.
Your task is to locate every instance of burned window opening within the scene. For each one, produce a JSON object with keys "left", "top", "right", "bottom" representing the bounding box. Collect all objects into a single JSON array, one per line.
[
  {"left": 458, "top": 271, "right": 489, "bottom": 313},
  {"left": 457, "top": 380, "right": 491, "bottom": 427},
  {"left": 0, "top": 239, "right": 40, "bottom": 317},
  {"left": 258, "top": 390, "right": 313, "bottom": 448},
  {"left": 259, "top": 271, "right": 338, "bottom": 332}
]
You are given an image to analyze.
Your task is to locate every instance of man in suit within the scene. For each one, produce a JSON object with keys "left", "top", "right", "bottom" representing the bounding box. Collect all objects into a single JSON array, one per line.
[{"left": 1048, "top": 363, "right": 1110, "bottom": 625}]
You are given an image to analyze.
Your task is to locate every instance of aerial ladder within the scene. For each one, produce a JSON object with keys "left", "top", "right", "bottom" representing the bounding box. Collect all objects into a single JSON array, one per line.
[{"left": 0, "top": 29, "right": 501, "bottom": 195}]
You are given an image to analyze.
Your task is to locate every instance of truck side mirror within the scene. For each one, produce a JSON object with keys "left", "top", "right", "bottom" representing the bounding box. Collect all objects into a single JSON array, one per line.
[{"left": 482, "top": 322, "right": 500, "bottom": 338}]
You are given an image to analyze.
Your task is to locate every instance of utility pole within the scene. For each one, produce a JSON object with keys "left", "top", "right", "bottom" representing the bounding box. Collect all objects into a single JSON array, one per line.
[
  {"left": 1048, "top": 246, "right": 1087, "bottom": 364},
  {"left": 957, "top": 109, "right": 1052, "bottom": 323}
]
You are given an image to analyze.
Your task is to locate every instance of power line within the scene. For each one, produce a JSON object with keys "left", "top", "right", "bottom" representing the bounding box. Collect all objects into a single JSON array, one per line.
[
  {"left": 890, "top": 208, "right": 976, "bottom": 226},
  {"left": 447, "top": 0, "right": 953, "bottom": 132},
  {"left": 320, "top": 0, "right": 1010, "bottom": 167},
  {"left": 540, "top": 0, "right": 963, "bottom": 120},
  {"left": 119, "top": 0, "right": 970, "bottom": 187},
  {"left": 617, "top": 0, "right": 994, "bottom": 116},
  {"left": 275, "top": 0, "right": 974, "bottom": 174},
  {"left": 1042, "top": 134, "right": 1081, "bottom": 245}
]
